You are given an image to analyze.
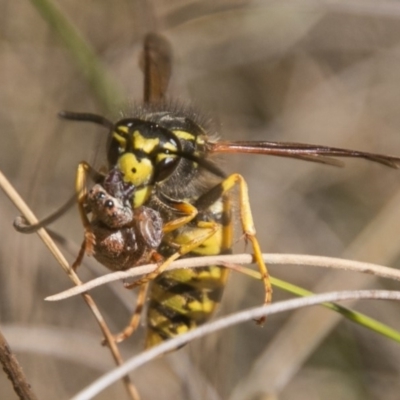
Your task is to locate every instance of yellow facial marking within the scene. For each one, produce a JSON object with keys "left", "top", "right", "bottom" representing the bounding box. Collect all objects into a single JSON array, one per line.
[
  {"left": 117, "top": 153, "right": 153, "bottom": 186},
  {"left": 133, "top": 186, "right": 153, "bottom": 208},
  {"left": 133, "top": 131, "right": 159, "bottom": 153},
  {"left": 117, "top": 126, "right": 129, "bottom": 133},
  {"left": 112, "top": 132, "right": 127, "bottom": 149}
]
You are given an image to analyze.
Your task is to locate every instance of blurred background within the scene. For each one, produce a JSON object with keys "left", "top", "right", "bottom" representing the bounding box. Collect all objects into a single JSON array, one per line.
[{"left": 2, "top": 1, "right": 400, "bottom": 399}]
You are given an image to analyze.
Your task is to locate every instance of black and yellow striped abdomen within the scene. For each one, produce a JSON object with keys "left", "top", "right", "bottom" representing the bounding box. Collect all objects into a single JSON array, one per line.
[
  {"left": 145, "top": 194, "right": 232, "bottom": 348},
  {"left": 145, "top": 265, "right": 229, "bottom": 347}
]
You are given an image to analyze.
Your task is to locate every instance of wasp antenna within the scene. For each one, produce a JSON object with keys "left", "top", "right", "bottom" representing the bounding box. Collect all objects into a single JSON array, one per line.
[
  {"left": 14, "top": 194, "right": 77, "bottom": 233},
  {"left": 58, "top": 111, "right": 114, "bottom": 130},
  {"left": 176, "top": 151, "right": 227, "bottom": 178}
]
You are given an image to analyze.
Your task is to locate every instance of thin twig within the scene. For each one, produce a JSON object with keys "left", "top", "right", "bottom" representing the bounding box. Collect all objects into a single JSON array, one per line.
[
  {"left": 70, "top": 289, "right": 400, "bottom": 400},
  {"left": 45, "top": 253, "right": 400, "bottom": 301},
  {"left": 0, "top": 326, "right": 39, "bottom": 400},
  {"left": 44, "top": 234, "right": 400, "bottom": 342},
  {"left": 0, "top": 170, "right": 140, "bottom": 400}
]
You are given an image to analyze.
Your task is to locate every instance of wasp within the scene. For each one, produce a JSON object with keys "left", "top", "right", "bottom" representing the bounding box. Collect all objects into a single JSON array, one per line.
[{"left": 16, "top": 33, "right": 400, "bottom": 348}]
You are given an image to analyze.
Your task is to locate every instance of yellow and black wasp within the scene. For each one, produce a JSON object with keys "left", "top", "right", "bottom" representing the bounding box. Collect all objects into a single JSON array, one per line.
[{"left": 16, "top": 32, "right": 400, "bottom": 348}]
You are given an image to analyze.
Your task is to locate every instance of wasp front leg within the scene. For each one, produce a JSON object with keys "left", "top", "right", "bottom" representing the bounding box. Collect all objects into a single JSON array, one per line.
[{"left": 72, "top": 161, "right": 104, "bottom": 270}]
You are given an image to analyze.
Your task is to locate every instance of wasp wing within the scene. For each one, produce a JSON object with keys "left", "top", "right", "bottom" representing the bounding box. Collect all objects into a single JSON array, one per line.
[
  {"left": 140, "top": 33, "right": 172, "bottom": 104},
  {"left": 208, "top": 141, "right": 400, "bottom": 168}
]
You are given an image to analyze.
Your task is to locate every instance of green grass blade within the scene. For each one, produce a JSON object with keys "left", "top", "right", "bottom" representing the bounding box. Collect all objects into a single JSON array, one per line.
[
  {"left": 232, "top": 263, "right": 400, "bottom": 343},
  {"left": 30, "top": 0, "right": 123, "bottom": 110}
]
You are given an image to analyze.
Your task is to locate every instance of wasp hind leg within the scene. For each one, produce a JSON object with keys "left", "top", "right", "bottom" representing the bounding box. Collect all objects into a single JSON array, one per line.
[
  {"left": 101, "top": 282, "right": 150, "bottom": 345},
  {"left": 195, "top": 173, "right": 272, "bottom": 321}
]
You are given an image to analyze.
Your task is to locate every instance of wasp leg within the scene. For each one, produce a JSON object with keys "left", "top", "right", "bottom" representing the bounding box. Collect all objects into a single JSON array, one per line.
[
  {"left": 129, "top": 220, "right": 220, "bottom": 288},
  {"left": 161, "top": 201, "right": 198, "bottom": 233},
  {"left": 102, "top": 282, "right": 150, "bottom": 345},
  {"left": 14, "top": 194, "right": 78, "bottom": 233},
  {"left": 71, "top": 239, "right": 87, "bottom": 271},
  {"left": 195, "top": 173, "right": 272, "bottom": 320},
  {"left": 75, "top": 162, "right": 104, "bottom": 263},
  {"left": 14, "top": 161, "right": 105, "bottom": 235},
  {"left": 125, "top": 198, "right": 204, "bottom": 286}
]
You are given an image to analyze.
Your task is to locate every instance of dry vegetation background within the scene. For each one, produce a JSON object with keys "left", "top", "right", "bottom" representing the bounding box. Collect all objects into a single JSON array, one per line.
[{"left": 2, "top": 1, "right": 400, "bottom": 399}]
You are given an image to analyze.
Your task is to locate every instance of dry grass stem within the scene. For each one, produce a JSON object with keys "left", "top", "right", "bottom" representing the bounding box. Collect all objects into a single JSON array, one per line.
[
  {"left": 45, "top": 253, "right": 400, "bottom": 301},
  {"left": 0, "top": 170, "right": 140, "bottom": 400},
  {"left": 71, "top": 289, "right": 400, "bottom": 400}
]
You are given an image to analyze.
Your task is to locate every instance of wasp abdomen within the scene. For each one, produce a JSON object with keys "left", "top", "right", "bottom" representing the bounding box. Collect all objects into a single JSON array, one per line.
[{"left": 145, "top": 265, "right": 229, "bottom": 348}]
